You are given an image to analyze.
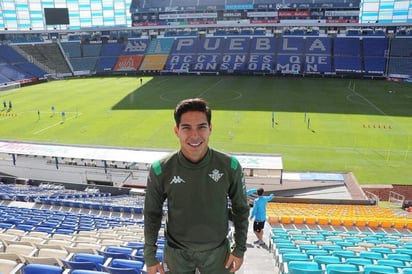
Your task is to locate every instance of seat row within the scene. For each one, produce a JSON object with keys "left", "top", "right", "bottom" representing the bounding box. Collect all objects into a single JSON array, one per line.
[
  {"left": 270, "top": 227, "right": 412, "bottom": 252},
  {"left": 270, "top": 227, "right": 412, "bottom": 274},
  {"left": 2, "top": 253, "right": 146, "bottom": 274},
  {"left": 0, "top": 204, "right": 143, "bottom": 234},
  {"left": 267, "top": 203, "right": 412, "bottom": 228},
  {"left": 0, "top": 230, "right": 164, "bottom": 273},
  {"left": 0, "top": 225, "right": 162, "bottom": 274},
  {"left": 0, "top": 226, "right": 145, "bottom": 253},
  {"left": 285, "top": 259, "right": 412, "bottom": 274}
]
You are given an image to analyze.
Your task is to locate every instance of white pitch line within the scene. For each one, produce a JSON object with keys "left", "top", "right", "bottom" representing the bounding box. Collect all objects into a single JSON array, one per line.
[
  {"left": 196, "top": 78, "right": 224, "bottom": 98},
  {"left": 34, "top": 112, "right": 82, "bottom": 135}
]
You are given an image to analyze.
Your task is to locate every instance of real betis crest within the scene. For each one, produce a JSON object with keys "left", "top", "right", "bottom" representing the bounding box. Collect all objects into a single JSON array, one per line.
[{"left": 209, "top": 169, "right": 224, "bottom": 182}]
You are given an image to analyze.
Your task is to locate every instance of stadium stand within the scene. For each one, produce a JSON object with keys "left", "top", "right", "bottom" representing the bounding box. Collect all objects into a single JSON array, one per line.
[
  {"left": 61, "top": 42, "right": 82, "bottom": 58},
  {"left": 1, "top": 1, "right": 412, "bottom": 273},
  {"left": 1, "top": 31, "right": 412, "bottom": 81},
  {"left": 16, "top": 44, "right": 71, "bottom": 75},
  {"left": 0, "top": 170, "right": 410, "bottom": 273},
  {"left": 387, "top": 37, "right": 412, "bottom": 76}
]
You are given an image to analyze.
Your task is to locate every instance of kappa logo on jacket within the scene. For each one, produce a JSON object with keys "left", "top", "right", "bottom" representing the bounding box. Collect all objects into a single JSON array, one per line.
[
  {"left": 209, "top": 169, "right": 224, "bottom": 182},
  {"left": 170, "top": 175, "right": 185, "bottom": 184}
]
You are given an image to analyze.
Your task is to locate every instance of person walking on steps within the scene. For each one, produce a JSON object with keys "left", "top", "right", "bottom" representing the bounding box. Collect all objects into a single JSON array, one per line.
[{"left": 250, "top": 187, "right": 273, "bottom": 246}]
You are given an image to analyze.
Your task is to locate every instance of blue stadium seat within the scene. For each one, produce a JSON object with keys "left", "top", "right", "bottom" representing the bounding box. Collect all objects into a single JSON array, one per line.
[
  {"left": 313, "top": 255, "right": 341, "bottom": 268},
  {"left": 369, "top": 247, "right": 392, "bottom": 255},
  {"left": 101, "top": 265, "right": 139, "bottom": 274},
  {"left": 376, "top": 259, "right": 405, "bottom": 268},
  {"left": 328, "top": 270, "right": 364, "bottom": 274},
  {"left": 97, "top": 248, "right": 133, "bottom": 260},
  {"left": 110, "top": 259, "right": 144, "bottom": 271},
  {"left": 71, "top": 253, "right": 105, "bottom": 271},
  {"left": 305, "top": 249, "right": 329, "bottom": 259},
  {"left": 326, "top": 264, "right": 358, "bottom": 274},
  {"left": 345, "top": 258, "right": 372, "bottom": 269},
  {"left": 22, "top": 264, "right": 63, "bottom": 274},
  {"left": 288, "top": 261, "right": 323, "bottom": 274},
  {"left": 280, "top": 253, "right": 310, "bottom": 274},
  {"left": 332, "top": 250, "right": 358, "bottom": 262},
  {"left": 386, "top": 253, "right": 410, "bottom": 263},
  {"left": 363, "top": 264, "right": 397, "bottom": 274},
  {"left": 358, "top": 251, "right": 383, "bottom": 262},
  {"left": 395, "top": 248, "right": 412, "bottom": 256},
  {"left": 61, "top": 259, "right": 100, "bottom": 271},
  {"left": 321, "top": 245, "right": 343, "bottom": 253},
  {"left": 72, "top": 270, "right": 109, "bottom": 274}
]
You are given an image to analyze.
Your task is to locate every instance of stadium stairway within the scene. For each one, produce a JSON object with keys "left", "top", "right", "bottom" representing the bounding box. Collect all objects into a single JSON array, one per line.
[{"left": 240, "top": 216, "right": 278, "bottom": 274}]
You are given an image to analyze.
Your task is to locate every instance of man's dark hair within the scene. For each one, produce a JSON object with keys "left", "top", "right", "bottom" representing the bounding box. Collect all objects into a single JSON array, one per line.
[
  {"left": 174, "top": 98, "right": 211, "bottom": 126},
  {"left": 257, "top": 188, "right": 264, "bottom": 196}
]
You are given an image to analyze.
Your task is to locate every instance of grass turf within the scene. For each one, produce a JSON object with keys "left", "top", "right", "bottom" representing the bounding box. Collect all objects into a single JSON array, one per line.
[{"left": 1, "top": 75, "right": 411, "bottom": 185}]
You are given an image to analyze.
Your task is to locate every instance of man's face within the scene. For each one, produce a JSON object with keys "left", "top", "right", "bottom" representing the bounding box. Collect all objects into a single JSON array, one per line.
[{"left": 174, "top": 111, "right": 211, "bottom": 163}]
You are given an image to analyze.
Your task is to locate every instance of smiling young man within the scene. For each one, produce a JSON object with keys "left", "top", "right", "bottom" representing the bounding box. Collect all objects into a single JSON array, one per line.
[{"left": 144, "top": 98, "right": 249, "bottom": 274}]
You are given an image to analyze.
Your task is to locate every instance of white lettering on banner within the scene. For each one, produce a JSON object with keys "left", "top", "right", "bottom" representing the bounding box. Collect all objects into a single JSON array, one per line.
[
  {"left": 124, "top": 40, "right": 147, "bottom": 53},
  {"left": 276, "top": 63, "right": 301, "bottom": 72},
  {"left": 249, "top": 55, "right": 258, "bottom": 63},
  {"left": 276, "top": 55, "right": 331, "bottom": 73},
  {"left": 195, "top": 54, "right": 220, "bottom": 63},
  {"left": 248, "top": 62, "right": 272, "bottom": 71},
  {"left": 197, "top": 55, "right": 205, "bottom": 62},
  {"left": 176, "top": 39, "right": 194, "bottom": 51},
  {"left": 289, "top": 55, "right": 301, "bottom": 64},
  {"left": 306, "top": 64, "right": 318, "bottom": 72},
  {"left": 248, "top": 54, "right": 273, "bottom": 71},
  {"left": 305, "top": 56, "right": 330, "bottom": 72},
  {"left": 263, "top": 55, "right": 272, "bottom": 63},
  {"left": 220, "top": 63, "right": 244, "bottom": 70},
  {"left": 255, "top": 38, "right": 272, "bottom": 51},
  {"left": 228, "top": 38, "right": 247, "bottom": 50},
  {"left": 306, "top": 56, "right": 327, "bottom": 65},
  {"left": 202, "top": 38, "right": 222, "bottom": 51},
  {"left": 308, "top": 39, "right": 327, "bottom": 52},
  {"left": 223, "top": 12, "right": 242, "bottom": 17},
  {"left": 221, "top": 55, "right": 246, "bottom": 63},
  {"left": 193, "top": 63, "right": 218, "bottom": 70},
  {"left": 233, "top": 63, "right": 243, "bottom": 70},
  {"left": 220, "top": 63, "right": 229, "bottom": 70},
  {"left": 169, "top": 55, "right": 180, "bottom": 63},
  {"left": 183, "top": 55, "right": 192, "bottom": 62},
  {"left": 282, "top": 38, "right": 298, "bottom": 51},
  {"left": 169, "top": 55, "right": 192, "bottom": 64}
]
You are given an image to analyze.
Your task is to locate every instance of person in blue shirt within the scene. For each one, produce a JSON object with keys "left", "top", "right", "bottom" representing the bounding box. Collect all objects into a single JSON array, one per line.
[{"left": 250, "top": 188, "right": 273, "bottom": 245}]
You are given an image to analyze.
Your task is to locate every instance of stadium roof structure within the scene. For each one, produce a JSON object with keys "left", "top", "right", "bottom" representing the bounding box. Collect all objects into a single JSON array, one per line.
[{"left": 0, "top": 140, "right": 282, "bottom": 171}]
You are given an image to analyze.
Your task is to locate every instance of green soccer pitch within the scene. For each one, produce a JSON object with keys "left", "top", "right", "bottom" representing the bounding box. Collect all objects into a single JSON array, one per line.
[{"left": 1, "top": 76, "right": 411, "bottom": 185}]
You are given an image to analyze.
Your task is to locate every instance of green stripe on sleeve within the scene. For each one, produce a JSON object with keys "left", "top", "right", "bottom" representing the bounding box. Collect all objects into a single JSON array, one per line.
[
  {"left": 152, "top": 160, "right": 162, "bottom": 175},
  {"left": 230, "top": 156, "right": 238, "bottom": 170}
]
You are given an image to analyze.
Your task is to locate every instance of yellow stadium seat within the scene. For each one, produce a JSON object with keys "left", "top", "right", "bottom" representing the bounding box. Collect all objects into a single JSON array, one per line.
[
  {"left": 380, "top": 220, "right": 392, "bottom": 228},
  {"left": 368, "top": 220, "right": 380, "bottom": 227},
  {"left": 393, "top": 221, "right": 405, "bottom": 229},
  {"left": 317, "top": 217, "right": 329, "bottom": 225},
  {"left": 293, "top": 216, "right": 304, "bottom": 224},
  {"left": 342, "top": 218, "right": 354, "bottom": 226},
  {"left": 280, "top": 216, "right": 292, "bottom": 224},
  {"left": 268, "top": 216, "right": 279, "bottom": 224},
  {"left": 355, "top": 219, "right": 367, "bottom": 227},
  {"left": 305, "top": 217, "right": 316, "bottom": 225},
  {"left": 330, "top": 218, "right": 342, "bottom": 226}
]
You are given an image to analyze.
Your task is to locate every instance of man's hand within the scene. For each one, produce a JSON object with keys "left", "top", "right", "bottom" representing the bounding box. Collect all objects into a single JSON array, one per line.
[
  {"left": 146, "top": 263, "right": 165, "bottom": 274},
  {"left": 225, "top": 254, "right": 244, "bottom": 273}
]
